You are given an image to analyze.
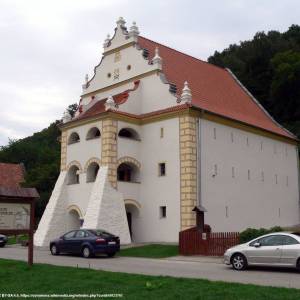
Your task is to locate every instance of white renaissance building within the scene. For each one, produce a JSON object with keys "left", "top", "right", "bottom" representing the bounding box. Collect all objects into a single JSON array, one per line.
[{"left": 34, "top": 18, "right": 300, "bottom": 246}]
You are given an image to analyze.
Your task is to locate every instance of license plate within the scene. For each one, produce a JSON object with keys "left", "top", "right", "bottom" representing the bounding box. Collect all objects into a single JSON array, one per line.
[{"left": 108, "top": 241, "right": 116, "bottom": 245}]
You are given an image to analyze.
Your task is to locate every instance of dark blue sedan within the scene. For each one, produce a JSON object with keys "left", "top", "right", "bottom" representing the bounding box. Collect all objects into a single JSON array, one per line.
[
  {"left": 49, "top": 229, "right": 120, "bottom": 258},
  {"left": 0, "top": 234, "right": 8, "bottom": 248}
]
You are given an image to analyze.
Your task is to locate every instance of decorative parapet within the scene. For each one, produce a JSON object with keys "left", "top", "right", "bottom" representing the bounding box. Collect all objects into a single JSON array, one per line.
[
  {"left": 101, "top": 118, "right": 118, "bottom": 188},
  {"left": 179, "top": 115, "right": 197, "bottom": 230}
]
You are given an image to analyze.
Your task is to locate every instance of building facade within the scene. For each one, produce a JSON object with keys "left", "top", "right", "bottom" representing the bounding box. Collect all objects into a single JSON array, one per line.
[{"left": 34, "top": 18, "right": 300, "bottom": 247}]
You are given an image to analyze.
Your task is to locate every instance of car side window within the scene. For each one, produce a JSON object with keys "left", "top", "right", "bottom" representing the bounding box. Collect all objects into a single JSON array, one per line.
[
  {"left": 259, "top": 235, "right": 284, "bottom": 246},
  {"left": 282, "top": 236, "right": 299, "bottom": 245},
  {"left": 64, "top": 231, "right": 76, "bottom": 239},
  {"left": 75, "top": 230, "right": 86, "bottom": 238}
]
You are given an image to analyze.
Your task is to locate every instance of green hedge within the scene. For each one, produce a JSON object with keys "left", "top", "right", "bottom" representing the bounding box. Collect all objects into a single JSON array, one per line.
[{"left": 239, "top": 226, "right": 283, "bottom": 243}]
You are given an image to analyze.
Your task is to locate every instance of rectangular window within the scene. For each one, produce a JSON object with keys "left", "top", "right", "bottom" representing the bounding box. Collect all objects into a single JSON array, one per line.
[
  {"left": 160, "top": 206, "right": 166, "bottom": 218},
  {"left": 275, "top": 174, "right": 278, "bottom": 184},
  {"left": 160, "top": 127, "right": 164, "bottom": 138},
  {"left": 247, "top": 169, "right": 250, "bottom": 180},
  {"left": 260, "top": 141, "right": 263, "bottom": 151},
  {"left": 158, "top": 163, "right": 166, "bottom": 176},
  {"left": 213, "top": 128, "right": 216, "bottom": 139},
  {"left": 285, "top": 146, "right": 288, "bottom": 157},
  {"left": 231, "top": 167, "right": 235, "bottom": 178},
  {"left": 274, "top": 144, "right": 277, "bottom": 154},
  {"left": 261, "top": 171, "right": 264, "bottom": 182},
  {"left": 231, "top": 132, "right": 234, "bottom": 143},
  {"left": 213, "top": 164, "right": 218, "bottom": 177},
  {"left": 225, "top": 206, "right": 229, "bottom": 218},
  {"left": 246, "top": 137, "right": 249, "bottom": 146},
  {"left": 286, "top": 176, "right": 289, "bottom": 187}
]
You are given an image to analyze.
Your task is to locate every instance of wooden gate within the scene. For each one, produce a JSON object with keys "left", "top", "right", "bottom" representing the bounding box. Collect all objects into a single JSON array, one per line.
[{"left": 179, "top": 227, "right": 239, "bottom": 256}]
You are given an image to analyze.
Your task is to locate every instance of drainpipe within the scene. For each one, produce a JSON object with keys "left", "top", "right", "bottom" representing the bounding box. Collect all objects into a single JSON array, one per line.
[{"left": 297, "top": 145, "right": 300, "bottom": 225}]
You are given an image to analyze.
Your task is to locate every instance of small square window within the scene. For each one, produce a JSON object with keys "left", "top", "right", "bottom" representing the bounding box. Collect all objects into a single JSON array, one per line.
[
  {"left": 160, "top": 127, "right": 164, "bottom": 138},
  {"left": 213, "top": 128, "right": 216, "bottom": 139},
  {"left": 160, "top": 206, "right": 166, "bottom": 218},
  {"left": 159, "top": 163, "right": 166, "bottom": 176}
]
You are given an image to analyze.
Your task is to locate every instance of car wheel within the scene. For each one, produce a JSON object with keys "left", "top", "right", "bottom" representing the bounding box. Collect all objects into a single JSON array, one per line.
[
  {"left": 0, "top": 244, "right": 5, "bottom": 248},
  {"left": 107, "top": 252, "right": 116, "bottom": 258},
  {"left": 82, "top": 246, "right": 91, "bottom": 258},
  {"left": 50, "top": 244, "right": 59, "bottom": 255},
  {"left": 231, "top": 253, "right": 247, "bottom": 271}
]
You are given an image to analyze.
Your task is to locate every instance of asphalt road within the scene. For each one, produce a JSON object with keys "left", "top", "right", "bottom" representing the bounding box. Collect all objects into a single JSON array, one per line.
[{"left": 1, "top": 246, "right": 300, "bottom": 289}]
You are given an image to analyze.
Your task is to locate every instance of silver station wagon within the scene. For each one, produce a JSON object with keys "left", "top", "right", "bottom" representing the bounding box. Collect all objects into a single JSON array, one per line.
[{"left": 224, "top": 232, "right": 300, "bottom": 271}]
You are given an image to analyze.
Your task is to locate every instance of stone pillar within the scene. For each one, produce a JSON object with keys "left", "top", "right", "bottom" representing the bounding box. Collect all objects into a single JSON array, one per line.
[
  {"left": 179, "top": 115, "right": 197, "bottom": 230},
  {"left": 60, "top": 130, "right": 67, "bottom": 171},
  {"left": 101, "top": 118, "right": 118, "bottom": 188}
]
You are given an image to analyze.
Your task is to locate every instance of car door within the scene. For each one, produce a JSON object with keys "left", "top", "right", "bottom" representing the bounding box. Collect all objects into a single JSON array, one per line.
[
  {"left": 245, "top": 235, "right": 283, "bottom": 265},
  {"left": 74, "top": 230, "right": 88, "bottom": 254},
  {"left": 280, "top": 235, "right": 300, "bottom": 266},
  {"left": 60, "top": 230, "right": 77, "bottom": 253}
]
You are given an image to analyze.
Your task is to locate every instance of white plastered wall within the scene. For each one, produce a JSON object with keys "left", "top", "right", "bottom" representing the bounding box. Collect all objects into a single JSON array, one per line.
[
  {"left": 200, "top": 118, "right": 300, "bottom": 232},
  {"left": 116, "top": 118, "right": 181, "bottom": 243}
]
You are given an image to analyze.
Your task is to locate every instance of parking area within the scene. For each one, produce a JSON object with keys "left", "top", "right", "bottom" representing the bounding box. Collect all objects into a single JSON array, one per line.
[{"left": 0, "top": 245, "right": 300, "bottom": 289}]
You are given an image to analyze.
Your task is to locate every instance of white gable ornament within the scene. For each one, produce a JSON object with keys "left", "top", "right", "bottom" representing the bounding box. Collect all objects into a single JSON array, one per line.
[
  {"left": 62, "top": 109, "right": 71, "bottom": 123},
  {"left": 105, "top": 95, "right": 116, "bottom": 111},
  {"left": 129, "top": 21, "right": 139, "bottom": 38},
  {"left": 82, "top": 74, "right": 89, "bottom": 91},
  {"left": 103, "top": 34, "right": 111, "bottom": 48},
  {"left": 116, "top": 17, "right": 126, "bottom": 28},
  {"left": 152, "top": 47, "right": 162, "bottom": 70},
  {"left": 181, "top": 81, "right": 192, "bottom": 103}
]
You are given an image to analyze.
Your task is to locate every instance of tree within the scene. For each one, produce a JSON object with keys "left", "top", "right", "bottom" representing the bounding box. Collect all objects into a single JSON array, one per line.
[
  {"left": 0, "top": 104, "right": 78, "bottom": 221},
  {"left": 270, "top": 50, "right": 300, "bottom": 122},
  {"left": 67, "top": 103, "right": 79, "bottom": 118},
  {"left": 208, "top": 25, "right": 300, "bottom": 137}
]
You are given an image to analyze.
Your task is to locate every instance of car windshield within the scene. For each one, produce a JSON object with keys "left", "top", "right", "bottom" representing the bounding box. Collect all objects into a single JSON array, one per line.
[{"left": 89, "top": 230, "right": 113, "bottom": 237}]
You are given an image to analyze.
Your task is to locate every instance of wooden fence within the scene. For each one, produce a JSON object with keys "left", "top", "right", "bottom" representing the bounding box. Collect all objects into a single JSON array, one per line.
[{"left": 179, "top": 227, "right": 240, "bottom": 256}]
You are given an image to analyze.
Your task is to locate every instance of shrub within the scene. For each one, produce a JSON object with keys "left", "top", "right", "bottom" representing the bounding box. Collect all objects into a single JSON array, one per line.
[{"left": 239, "top": 226, "right": 283, "bottom": 243}]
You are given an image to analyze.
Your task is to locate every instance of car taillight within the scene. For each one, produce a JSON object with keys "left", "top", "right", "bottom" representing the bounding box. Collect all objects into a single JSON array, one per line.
[{"left": 96, "top": 238, "right": 106, "bottom": 244}]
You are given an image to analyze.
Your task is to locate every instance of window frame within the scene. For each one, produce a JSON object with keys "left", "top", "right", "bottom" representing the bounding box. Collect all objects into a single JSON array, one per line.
[
  {"left": 158, "top": 162, "right": 166, "bottom": 177},
  {"left": 160, "top": 206, "right": 167, "bottom": 218}
]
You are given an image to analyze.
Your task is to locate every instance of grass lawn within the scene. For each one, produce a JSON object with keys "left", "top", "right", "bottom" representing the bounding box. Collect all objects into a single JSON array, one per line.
[
  {"left": 7, "top": 234, "right": 28, "bottom": 245},
  {"left": 0, "top": 259, "right": 300, "bottom": 300},
  {"left": 119, "top": 244, "right": 179, "bottom": 258}
]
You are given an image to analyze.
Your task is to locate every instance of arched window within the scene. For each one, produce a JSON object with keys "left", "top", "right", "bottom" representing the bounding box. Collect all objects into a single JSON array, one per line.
[
  {"left": 118, "top": 128, "right": 140, "bottom": 141},
  {"left": 68, "top": 165, "right": 80, "bottom": 184},
  {"left": 68, "top": 132, "right": 80, "bottom": 145},
  {"left": 86, "top": 162, "right": 100, "bottom": 182},
  {"left": 86, "top": 127, "right": 101, "bottom": 140},
  {"left": 117, "top": 162, "right": 140, "bottom": 183}
]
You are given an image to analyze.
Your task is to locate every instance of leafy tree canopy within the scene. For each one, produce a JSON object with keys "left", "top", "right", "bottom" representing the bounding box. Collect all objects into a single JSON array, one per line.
[
  {"left": 0, "top": 104, "right": 77, "bottom": 220},
  {"left": 208, "top": 24, "right": 300, "bottom": 135}
]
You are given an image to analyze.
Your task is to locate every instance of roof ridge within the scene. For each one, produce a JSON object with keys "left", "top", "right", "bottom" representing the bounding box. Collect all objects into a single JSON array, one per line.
[{"left": 139, "top": 35, "right": 226, "bottom": 72}]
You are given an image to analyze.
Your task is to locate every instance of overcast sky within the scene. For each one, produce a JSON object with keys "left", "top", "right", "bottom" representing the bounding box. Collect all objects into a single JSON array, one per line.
[{"left": 0, "top": 0, "right": 299, "bottom": 146}]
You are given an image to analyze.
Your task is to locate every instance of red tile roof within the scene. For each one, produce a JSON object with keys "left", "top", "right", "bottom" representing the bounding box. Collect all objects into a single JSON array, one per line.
[
  {"left": 138, "top": 36, "right": 295, "bottom": 139},
  {"left": 0, "top": 163, "right": 25, "bottom": 188},
  {"left": 72, "top": 36, "right": 294, "bottom": 140},
  {"left": 75, "top": 80, "right": 140, "bottom": 122}
]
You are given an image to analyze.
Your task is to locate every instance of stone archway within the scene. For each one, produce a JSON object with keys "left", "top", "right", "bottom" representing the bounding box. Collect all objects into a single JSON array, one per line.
[
  {"left": 124, "top": 199, "right": 141, "bottom": 242},
  {"left": 67, "top": 205, "right": 83, "bottom": 231}
]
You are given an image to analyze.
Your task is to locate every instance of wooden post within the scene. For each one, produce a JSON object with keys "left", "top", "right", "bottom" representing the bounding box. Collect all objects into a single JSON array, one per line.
[{"left": 28, "top": 199, "right": 35, "bottom": 266}]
